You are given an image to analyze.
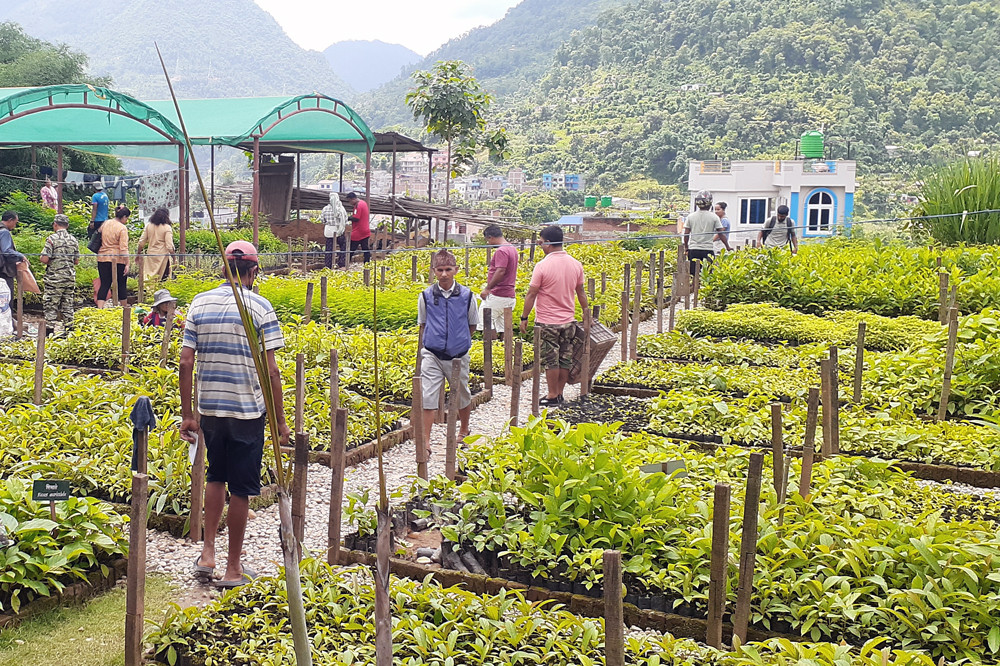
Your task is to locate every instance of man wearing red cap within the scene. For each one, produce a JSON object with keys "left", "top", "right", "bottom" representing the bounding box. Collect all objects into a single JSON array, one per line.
[{"left": 180, "top": 240, "right": 290, "bottom": 588}]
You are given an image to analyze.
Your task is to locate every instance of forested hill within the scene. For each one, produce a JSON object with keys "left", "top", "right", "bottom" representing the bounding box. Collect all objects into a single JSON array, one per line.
[
  {"left": 503, "top": 0, "right": 1000, "bottom": 194},
  {"left": 0, "top": 0, "right": 351, "bottom": 99}
]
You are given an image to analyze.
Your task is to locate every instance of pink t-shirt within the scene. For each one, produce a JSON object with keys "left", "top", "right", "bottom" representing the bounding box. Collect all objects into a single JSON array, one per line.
[
  {"left": 529, "top": 250, "right": 584, "bottom": 325},
  {"left": 488, "top": 243, "right": 519, "bottom": 298},
  {"left": 350, "top": 199, "right": 370, "bottom": 241}
]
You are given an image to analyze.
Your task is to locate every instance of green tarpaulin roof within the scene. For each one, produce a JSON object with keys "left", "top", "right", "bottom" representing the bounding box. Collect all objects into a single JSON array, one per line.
[{"left": 0, "top": 85, "right": 375, "bottom": 161}]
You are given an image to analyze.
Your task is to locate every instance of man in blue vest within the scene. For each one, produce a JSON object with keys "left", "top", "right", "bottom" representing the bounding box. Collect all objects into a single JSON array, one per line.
[{"left": 417, "top": 249, "right": 479, "bottom": 456}]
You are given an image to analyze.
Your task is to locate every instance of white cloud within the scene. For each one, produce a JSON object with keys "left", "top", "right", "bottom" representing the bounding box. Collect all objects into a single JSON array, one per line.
[{"left": 253, "top": 0, "right": 520, "bottom": 56}]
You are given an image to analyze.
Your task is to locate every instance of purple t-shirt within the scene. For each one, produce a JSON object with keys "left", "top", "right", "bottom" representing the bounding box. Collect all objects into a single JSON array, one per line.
[{"left": 489, "top": 243, "right": 519, "bottom": 298}]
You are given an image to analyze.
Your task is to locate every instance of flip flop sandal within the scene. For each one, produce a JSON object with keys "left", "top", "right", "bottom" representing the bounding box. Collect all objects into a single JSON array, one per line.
[
  {"left": 192, "top": 556, "right": 214, "bottom": 583},
  {"left": 538, "top": 397, "right": 560, "bottom": 406},
  {"left": 214, "top": 565, "right": 258, "bottom": 589}
]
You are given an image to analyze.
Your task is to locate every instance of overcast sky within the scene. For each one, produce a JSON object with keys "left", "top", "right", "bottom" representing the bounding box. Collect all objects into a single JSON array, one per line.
[{"left": 253, "top": 0, "right": 521, "bottom": 56}]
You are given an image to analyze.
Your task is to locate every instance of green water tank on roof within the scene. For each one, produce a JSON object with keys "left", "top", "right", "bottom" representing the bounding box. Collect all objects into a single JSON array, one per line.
[
  {"left": 601, "top": 196, "right": 613, "bottom": 207},
  {"left": 801, "top": 131, "right": 824, "bottom": 159},
  {"left": 585, "top": 196, "right": 597, "bottom": 209}
]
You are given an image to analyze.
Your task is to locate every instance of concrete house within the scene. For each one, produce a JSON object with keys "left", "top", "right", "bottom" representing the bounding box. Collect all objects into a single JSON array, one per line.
[{"left": 687, "top": 159, "right": 857, "bottom": 237}]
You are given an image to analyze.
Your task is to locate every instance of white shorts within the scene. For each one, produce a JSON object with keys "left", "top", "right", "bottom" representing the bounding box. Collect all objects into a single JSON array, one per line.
[
  {"left": 477, "top": 294, "right": 516, "bottom": 333},
  {"left": 418, "top": 349, "right": 472, "bottom": 411}
]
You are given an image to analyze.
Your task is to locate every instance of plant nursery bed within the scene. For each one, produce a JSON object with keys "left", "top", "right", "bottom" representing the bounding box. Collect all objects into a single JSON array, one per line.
[
  {"left": 111, "top": 484, "right": 281, "bottom": 538},
  {"left": 0, "top": 557, "right": 128, "bottom": 629}
]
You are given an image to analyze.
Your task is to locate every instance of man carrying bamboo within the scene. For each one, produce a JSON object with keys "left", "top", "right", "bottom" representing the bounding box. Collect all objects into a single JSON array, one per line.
[{"left": 180, "top": 240, "right": 290, "bottom": 587}]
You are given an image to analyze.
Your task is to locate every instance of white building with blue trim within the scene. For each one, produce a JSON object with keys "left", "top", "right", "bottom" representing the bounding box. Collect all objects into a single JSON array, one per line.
[{"left": 687, "top": 159, "right": 857, "bottom": 237}]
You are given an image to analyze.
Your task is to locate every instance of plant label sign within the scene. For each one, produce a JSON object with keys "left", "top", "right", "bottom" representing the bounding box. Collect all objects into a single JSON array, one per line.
[
  {"left": 32, "top": 480, "right": 71, "bottom": 502},
  {"left": 640, "top": 460, "right": 687, "bottom": 478}
]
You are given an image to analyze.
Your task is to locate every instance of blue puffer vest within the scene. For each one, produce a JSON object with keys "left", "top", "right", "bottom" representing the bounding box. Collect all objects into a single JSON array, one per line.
[{"left": 422, "top": 282, "right": 473, "bottom": 360}]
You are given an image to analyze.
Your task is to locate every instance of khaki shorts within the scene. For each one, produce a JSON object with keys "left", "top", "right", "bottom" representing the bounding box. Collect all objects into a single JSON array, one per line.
[
  {"left": 538, "top": 322, "right": 577, "bottom": 371},
  {"left": 418, "top": 349, "right": 472, "bottom": 410}
]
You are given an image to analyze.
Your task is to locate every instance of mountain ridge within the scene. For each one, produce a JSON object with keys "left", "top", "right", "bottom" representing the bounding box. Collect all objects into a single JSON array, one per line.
[{"left": 323, "top": 40, "right": 420, "bottom": 93}]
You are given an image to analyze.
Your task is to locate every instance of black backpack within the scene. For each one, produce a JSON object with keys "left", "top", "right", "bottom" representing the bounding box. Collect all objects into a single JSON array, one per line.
[{"left": 761, "top": 215, "right": 794, "bottom": 245}]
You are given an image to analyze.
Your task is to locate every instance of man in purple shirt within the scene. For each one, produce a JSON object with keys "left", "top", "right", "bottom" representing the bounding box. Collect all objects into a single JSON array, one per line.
[{"left": 479, "top": 225, "right": 519, "bottom": 333}]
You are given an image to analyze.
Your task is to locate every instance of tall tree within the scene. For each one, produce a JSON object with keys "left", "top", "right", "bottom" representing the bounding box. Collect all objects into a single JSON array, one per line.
[{"left": 405, "top": 60, "right": 509, "bottom": 205}]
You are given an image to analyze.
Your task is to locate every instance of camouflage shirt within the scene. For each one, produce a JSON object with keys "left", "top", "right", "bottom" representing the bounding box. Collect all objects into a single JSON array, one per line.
[{"left": 41, "top": 229, "right": 79, "bottom": 286}]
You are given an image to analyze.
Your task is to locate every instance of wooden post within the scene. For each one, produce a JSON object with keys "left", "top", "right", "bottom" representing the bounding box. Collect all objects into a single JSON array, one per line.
[
  {"left": 380, "top": 265, "right": 387, "bottom": 289},
  {"left": 667, "top": 268, "right": 677, "bottom": 332},
  {"left": 630, "top": 261, "right": 641, "bottom": 361},
  {"left": 770, "top": 402, "right": 784, "bottom": 502},
  {"left": 529, "top": 232, "right": 537, "bottom": 261},
  {"left": 648, "top": 250, "right": 655, "bottom": 293},
  {"left": 413, "top": 377, "right": 427, "bottom": 480},
  {"left": 320, "top": 276, "right": 329, "bottom": 326},
  {"left": 620, "top": 289, "right": 628, "bottom": 362},
  {"left": 531, "top": 325, "right": 541, "bottom": 415},
  {"left": 159, "top": 312, "right": 175, "bottom": 367},
  {"left": 328, "top": 408, "right": 348, "bottom": 565},
  {"left": 603, "top": 550, "right": 624, "bottom": 666},
  {"left": 828, "top": 346, "right": 840, "bottom": 454},
  {"left": 110, "top": 264, "right": 119, "bottom": 304},
  {"left": 581, "top": 313, "right": 592, "bottom": 396},
  {"left": 303, "top": 282, "right": 314, "bottom": 324},
  {"left": 411, "top": 254, "right": 418, "bottom": 282},
  {"left": 820, "top": 358, "right": 833, "bottom": 457},
  {"left": 363, "top": 268, "right": 371, "bottom": 287},
  {"left": 294, "top": 353, "right": 305, "bottom": 435},
  {"left": 707, "top": 483, "right": 730, "bottom": 649},
  {"left": 601, "top": 272, "right": 607, "bottom": 295},
  {"left": 486, "top": 246, "right": 493, "bottom": 267},
  {"left": 124, "top": 472, "right": 148, "bottom": 666},
  {"left": 301, "top": 237, "right": 308, "bottom": 274},
  {"left": 692, "top": 260, "right": 702, "bottom": 309},
  {"left": 510, "top": 341, "right": 523, "bottom": 427},
  {"left": 330, "top": 348, "right": 340, "bottom": 410},
  {"left": 657, "top": 249, "right": 665, "bottom": 334},
  {"left": 853, "top": 322, "right": 866, "bottom": 403},
  {"left": 483, "top": 309, "right": 494, "bottom": 396},
  {"left": 292, "top": 432, "right": 309, "bottom": 555},
  {"left": 800, "top": 387, "right": 820, "bottom": 498},
  {"left": 33, "top": 325, "right": 45, "bottom": 405},
  {"left": 732, "top": 452, "right": 764, "bottom": 644},
  {"left": 189, "top": 432, "right": 205, "bottom": 542},
  {"left": 15, "top": 278, "right": 21, "bottom": 340},
  {"left": 937, "top": 307, "right": 960, "bottom": 421},
  {"left": 445, "top": 360, "right": 461, "bottom": 480},
  {"left": 504, "top": 308, "right": 514, "bottom": 385},
  {"left": 136, "top": 254, "right": 145, "bottom": 304},
  {"left": 121, "top": 306, "right": 131, "bottom": 373},
  {"left": 938, "top": 272, "right": 949, "bottom": 324},
  {"left": 287, "top": 244, "right": 293, "bottom": 272},
  {"left": 464, "top": 247, "right": 470, "bottom": 276}
]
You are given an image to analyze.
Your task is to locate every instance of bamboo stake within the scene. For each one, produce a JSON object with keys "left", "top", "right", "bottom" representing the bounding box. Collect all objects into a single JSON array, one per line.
[
  {"left": 853, "top": 321, "right": 866, "bottom": 403},
  {"left": 330, "top": 348, "right": 340, "bottom": 410},
  {"left": 938, "top": 271, "right": 949, "bottom": 324},
  {"left": 124, "top": 472, "right": 148, "bottom": 666},
  {"left": 445, "top": 359, "right": 461, "bottom": 480},
  {"left": 604, "top": 550, "right": 624, "bottom": 666},
  {"left": 483, "top": 309, "right": 494, "bottom": 396},
  {"left": 620, "top": 289, "right": 628, "bottom": 362},
  {"left": 510, "top": 341, "right": 523, "bottom": 427},
  {"left": 656, "top": 249, "right": 665, "bottom": 334},
  {"left": 328, "top": 408, "right": 348, "bottom": 565},
  {"left": 937, "top": 307, "right": 960, "bottom": 421},
  {"left": 189, "top": 432, "right": 205, "bottom": 542},
  {"left": 581, "top": 313, "right": 592, "bottom": 396},
  {"left": 707, "top": 483, "right": 730, "bottom": 649},
  {"left": 829, "top": 346, "right": 840, "bottom": 454},
  {"left": 303, "top": 282, "right": 314, "bottom": 324},
  {"left": 413, "top": 377, "right": 427, "bottom": 480},
  {"left": 733, "top": 452, "right": 764, "bottom": 644},
  {"left": 800, "top": 388, "right": 820, "bottom": 499},
  {"left": 770, "top": 403, "right": 784, "bottom": 502},
  {"left": 278, "top": 491, "right": 312, "bottom": 665},
  {"left": 820, "top": 359, "right": 833, "bottom": 458},
  {"left": 531, "top": 326, "right": 541, "bottom": 415},
  {"left": 630, "top": 261, "right": 641, "bottom": 361},
  {"left": 32, "top": 325, "right": 45, "bottom": 405},
  {"left": 159, "top": 311, "right": 175, "bottom": 367},
  {"left": 121, "top": 306, "right": 131, "bottom": 373},
  {"left": 504, "top": 308, "right": 514, "bottom": 385},
  {"left": 292, "top": 433, "right": 309, "bottom": 555}
]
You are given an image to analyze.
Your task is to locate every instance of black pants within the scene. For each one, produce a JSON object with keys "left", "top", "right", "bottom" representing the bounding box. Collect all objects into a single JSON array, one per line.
[
  {"left": 325, "top": 235, "right": 347, "bottom": 268},
  {"left": 688, "top": 248, "right": 715, "bottom": 275},
  {"left": 97, "top": 261, "right": 128, "bottom": 301},
  {"left": 350, "top": 237, "right": 371, "bottom": 264}
]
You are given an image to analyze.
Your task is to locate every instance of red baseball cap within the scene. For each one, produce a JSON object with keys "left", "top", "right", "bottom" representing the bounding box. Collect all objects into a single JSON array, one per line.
[{"left": 224, "top": 240, "right": 258, "bottom": 264}]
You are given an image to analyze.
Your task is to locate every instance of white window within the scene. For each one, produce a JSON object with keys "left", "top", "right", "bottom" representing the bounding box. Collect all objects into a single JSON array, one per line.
[
  {"left": 740, "top": 198, "right": 769, "bottom": 225},
  {"left": 807, "top": 191, "right": 834, "bottom": 234}
]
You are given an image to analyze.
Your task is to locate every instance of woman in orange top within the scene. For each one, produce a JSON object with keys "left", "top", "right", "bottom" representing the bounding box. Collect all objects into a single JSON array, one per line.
[{"left": 96, "top": 205, "right": 131, "bottom": 308}]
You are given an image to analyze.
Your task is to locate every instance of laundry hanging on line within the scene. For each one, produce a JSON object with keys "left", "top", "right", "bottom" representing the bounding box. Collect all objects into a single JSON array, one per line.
[{"left": 136, "top": 171, "right": 180, "bottom": 213}]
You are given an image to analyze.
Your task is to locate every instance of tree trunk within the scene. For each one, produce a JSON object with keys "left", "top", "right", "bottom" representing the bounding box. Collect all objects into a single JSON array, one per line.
[{"left": 445, "top": 138, "right": 452, "bottom": 207}]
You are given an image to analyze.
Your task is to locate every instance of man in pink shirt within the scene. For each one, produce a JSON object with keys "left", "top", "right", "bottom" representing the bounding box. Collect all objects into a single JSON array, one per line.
[
  {"left": 521, "top": 225, "right": 588, "bottom": 405},
  {"left": 479, "top": 224, "right": 518, "bottom": 333},
  {"left": 346, "top": 192, "right": 371, "bottom": 264}
]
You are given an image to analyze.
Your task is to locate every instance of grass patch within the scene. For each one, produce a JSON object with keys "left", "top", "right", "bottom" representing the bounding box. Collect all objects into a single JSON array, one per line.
[{"left": 0, "top": 575, "right": 177, "bottom": 666}]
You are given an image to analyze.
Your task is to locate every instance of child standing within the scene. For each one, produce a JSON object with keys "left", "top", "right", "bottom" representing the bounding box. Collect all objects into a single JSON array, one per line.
[{"left": 417, "top": 249, "right": 479, "bottom": 454}]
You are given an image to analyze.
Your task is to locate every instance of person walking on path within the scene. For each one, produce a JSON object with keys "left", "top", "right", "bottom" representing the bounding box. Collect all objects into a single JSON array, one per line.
[
  {"left": 713, "top": 201, "right": 734, "bottom": 252},
  {"left": 39, "top": 214, "right": 79, "bottom": 334},
  {"left": 758, "top": 204, "right": 799, "bottom": 254},
  {"left": 40, "top": 177, "right": 58, "bottom": 210},
  {"left": 479, "top": 225, "right": 518, "bottom": 334},
  {"left": 0, "top": 211, "right": 25, "bottom": 311},
  {"left": 89, "top": 180, "right": 110, "bottom": 235},
  {"left": 96, "top": 206, "right": 131, "bottom": 308},
  {"left": 136, "top": 208, "right": 176, "bottom": 281},
  {"left": 321, "top": 191, "right": 348, "bottom": 269},
  {"left": 180, "top": 241, "right": 290, "bottom": 588},
  {"left": 520, "top": 225, "right": 588, "bottom": 406},
  {"left": 417, "top": 249, "right": 478, "bottom": 455},
  {"left": 683, "top": 190, "right": 724, "bottom": 275},
  {"left": 346, "top": 192, "right": 371, "bottom": 264}
]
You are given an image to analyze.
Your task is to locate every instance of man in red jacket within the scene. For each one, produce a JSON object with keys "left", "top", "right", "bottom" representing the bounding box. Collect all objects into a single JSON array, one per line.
[{"left": 346, "top": 192, "right": 371, "bottom": 264}]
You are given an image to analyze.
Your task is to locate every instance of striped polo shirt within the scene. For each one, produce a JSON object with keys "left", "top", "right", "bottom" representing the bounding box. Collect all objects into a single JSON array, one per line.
[{"left": 182, "top": 284, "right": 285, "bottom": 419}]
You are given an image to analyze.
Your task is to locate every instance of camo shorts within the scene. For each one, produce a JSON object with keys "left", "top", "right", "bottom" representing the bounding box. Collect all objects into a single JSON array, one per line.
[{"left": 537, "top": 322, "right": 577, "bottom": 371}]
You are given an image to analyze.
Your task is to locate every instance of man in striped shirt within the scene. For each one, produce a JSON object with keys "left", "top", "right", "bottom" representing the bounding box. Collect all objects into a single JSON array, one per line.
[{"left": 180, "top": 241, "right": 290, "bottom": 587}]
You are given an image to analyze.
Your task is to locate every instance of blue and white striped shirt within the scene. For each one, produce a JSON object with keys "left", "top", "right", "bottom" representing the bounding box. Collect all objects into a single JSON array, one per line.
[{"left": 182, "top": 284, "right": 285, "bottom": 419}]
